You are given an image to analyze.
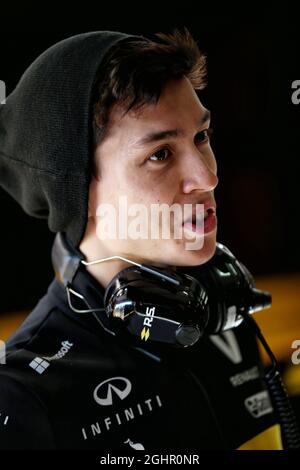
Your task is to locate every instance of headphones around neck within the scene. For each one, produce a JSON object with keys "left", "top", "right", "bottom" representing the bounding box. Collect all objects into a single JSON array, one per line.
[
  {"left": 51, "top": 233, "right": 300, "bottom": 450},
  {"left": 51, "top": 232, "right": 271, "bottom": 348}
]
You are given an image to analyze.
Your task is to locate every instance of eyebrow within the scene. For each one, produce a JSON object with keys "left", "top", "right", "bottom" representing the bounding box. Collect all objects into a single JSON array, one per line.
[{"left": 133, "top": 109, "right": 211, "bottom": 148}]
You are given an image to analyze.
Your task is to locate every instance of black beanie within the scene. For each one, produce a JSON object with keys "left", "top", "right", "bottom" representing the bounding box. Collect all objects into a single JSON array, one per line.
[{"left": 0, "top": 31, "right": 135, "bottom": 247}]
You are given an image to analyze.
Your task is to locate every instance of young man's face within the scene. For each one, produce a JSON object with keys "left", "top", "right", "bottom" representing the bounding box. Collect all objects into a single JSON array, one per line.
[{"left": 88, "top": 76, "right": 218, "bottom": 268}]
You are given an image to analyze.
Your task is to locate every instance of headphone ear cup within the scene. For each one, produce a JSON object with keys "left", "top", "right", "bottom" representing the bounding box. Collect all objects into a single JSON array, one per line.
[{"left": 103, "top": 265, "right": 209, "bottom": 347}]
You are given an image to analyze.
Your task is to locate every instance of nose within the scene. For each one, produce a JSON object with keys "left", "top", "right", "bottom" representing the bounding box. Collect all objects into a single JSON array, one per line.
[{"left": 181, "top": 149, "right": 218, "bottom": 193}]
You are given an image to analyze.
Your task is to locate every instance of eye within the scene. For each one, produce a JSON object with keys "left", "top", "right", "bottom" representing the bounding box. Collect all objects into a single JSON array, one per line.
[
  {"left": 148, "top": 147, "right": 171, "bottom": 162},
  {"left": 195, "top": 128, "right": 213, "bottom": 144}
]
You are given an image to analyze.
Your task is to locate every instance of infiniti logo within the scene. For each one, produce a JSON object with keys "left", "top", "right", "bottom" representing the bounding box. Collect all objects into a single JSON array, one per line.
[{"left": 93, "top": 377, "right": 132, "bottom": 406}]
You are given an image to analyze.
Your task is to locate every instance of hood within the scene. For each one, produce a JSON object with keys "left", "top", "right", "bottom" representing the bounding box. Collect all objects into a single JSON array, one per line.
[{"left": 0, "top": 31, "right": 135, "bottom": 247}]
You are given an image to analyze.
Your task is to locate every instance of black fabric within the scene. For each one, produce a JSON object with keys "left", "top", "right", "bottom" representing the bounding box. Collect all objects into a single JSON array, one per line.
[
  {"left": 0, "top": 266, "right": 279, "bottom": 450},
  {"left": 0, "top": 31, "right": 135, "bottom": 247}
]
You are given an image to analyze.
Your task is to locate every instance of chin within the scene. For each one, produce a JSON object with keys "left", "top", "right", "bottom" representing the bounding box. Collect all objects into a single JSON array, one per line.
[{"left": 171, "top": 232, "right": 217, "bottom": 267}]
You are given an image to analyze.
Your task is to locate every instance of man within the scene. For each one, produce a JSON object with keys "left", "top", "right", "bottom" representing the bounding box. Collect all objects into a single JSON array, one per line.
[{"left": 0, "top": 29, "right": 282, "bottom": 450}]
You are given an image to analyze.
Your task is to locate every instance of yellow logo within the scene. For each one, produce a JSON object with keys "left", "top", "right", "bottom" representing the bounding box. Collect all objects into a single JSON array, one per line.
[{"left": 141, "top": 327, "right": 150, "bottom": 341}]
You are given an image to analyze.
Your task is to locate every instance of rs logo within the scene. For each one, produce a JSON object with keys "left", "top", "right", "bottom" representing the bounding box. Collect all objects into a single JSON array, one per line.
[{"left": 140, "top": 306, "right": 155, "bottom": 341}]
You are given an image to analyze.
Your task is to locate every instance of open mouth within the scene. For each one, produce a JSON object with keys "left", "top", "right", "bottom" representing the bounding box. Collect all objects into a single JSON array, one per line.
[{"left": 182, "top": 207, "right": 216, "bottom": 234}]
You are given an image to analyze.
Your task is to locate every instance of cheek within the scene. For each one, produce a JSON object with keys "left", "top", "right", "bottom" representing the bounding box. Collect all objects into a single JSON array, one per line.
[
  {"left": 90, "top": 176, "right": 120, "bottom": 212},
  {"left": 122, "top": 167, "right": 162, "bottom": 197}
]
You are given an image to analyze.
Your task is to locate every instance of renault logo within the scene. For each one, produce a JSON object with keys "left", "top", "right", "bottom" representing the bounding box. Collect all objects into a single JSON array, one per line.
[
  {"left": 93, "top": 376, "right": 132, "bottom": 406},
  {"left": 141, "top": 327, "right": 150, "bottom": 341}
]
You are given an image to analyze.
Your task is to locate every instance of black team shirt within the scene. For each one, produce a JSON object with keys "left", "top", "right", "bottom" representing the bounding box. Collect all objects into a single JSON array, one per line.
[{"left": 0, "top": 266, "right": 280, "bottom": 450}]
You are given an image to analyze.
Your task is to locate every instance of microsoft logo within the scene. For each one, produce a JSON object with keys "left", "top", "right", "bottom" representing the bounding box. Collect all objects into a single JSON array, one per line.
[{"left": 29, "top": 357, "right": 50, "bottom": 374}]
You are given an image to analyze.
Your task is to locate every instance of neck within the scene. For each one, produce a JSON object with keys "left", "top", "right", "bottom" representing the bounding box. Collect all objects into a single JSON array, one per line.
[
  {"left": 79, "top": 220, "right": 176, "bottom": 289},
  {"left": 79, "top": 239, "right": 132, "bottom": 290}
]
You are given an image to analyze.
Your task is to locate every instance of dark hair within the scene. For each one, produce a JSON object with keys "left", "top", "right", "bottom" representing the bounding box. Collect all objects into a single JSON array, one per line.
[{"left": 92, "top": 28, "right": 206, "bottom": 147}]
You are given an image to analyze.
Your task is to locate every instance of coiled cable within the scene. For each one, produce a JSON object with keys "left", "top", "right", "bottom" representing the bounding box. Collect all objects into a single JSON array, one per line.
[{"left": 243, "top": 313, "right": 300, "bottom": 449}]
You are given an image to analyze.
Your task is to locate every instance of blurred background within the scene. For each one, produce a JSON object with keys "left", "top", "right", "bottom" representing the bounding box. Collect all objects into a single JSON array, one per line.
[{"left": 0, "top": 1, "right": 299, "bottom": 425}]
